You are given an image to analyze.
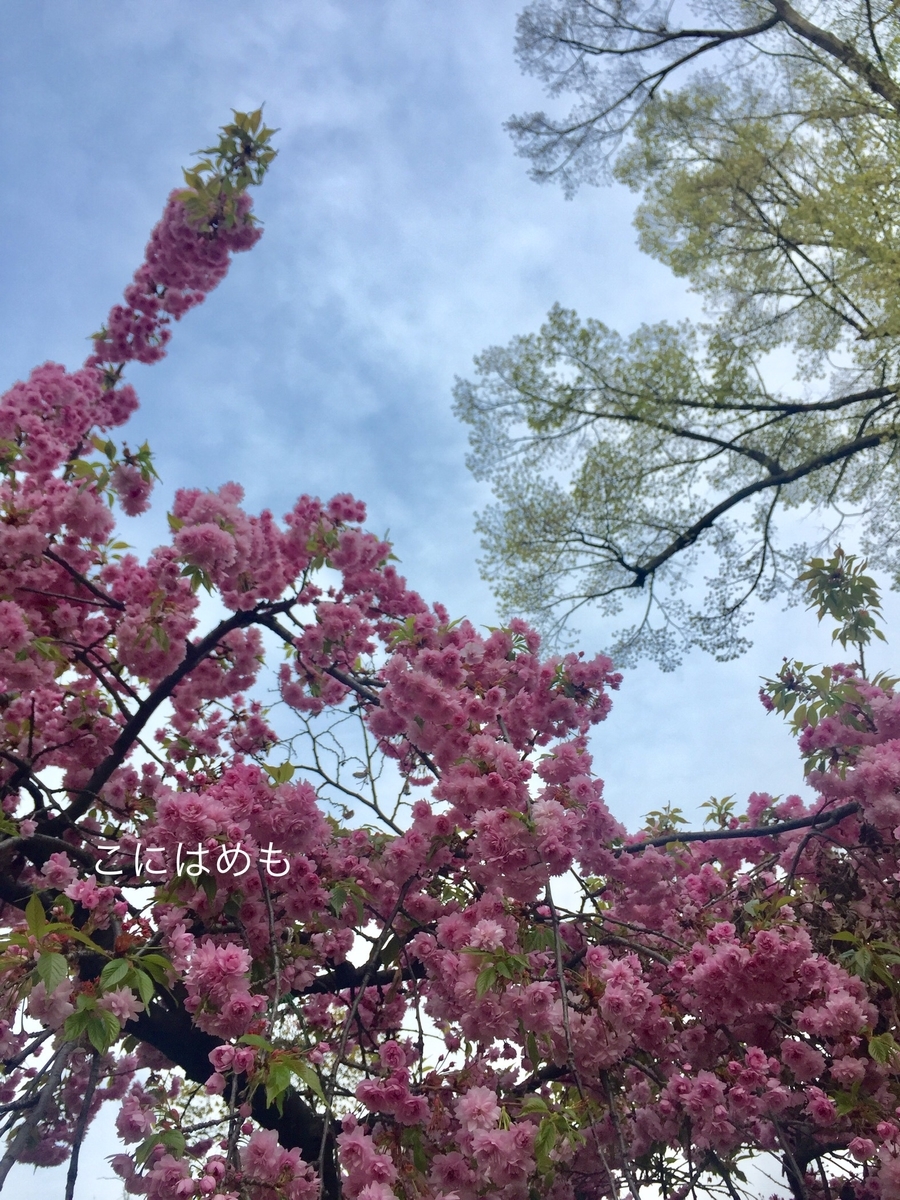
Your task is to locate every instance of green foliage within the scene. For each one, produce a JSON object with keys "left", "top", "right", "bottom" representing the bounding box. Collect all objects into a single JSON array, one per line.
[
  {"left": 180, "top": 107, "right": 277, "bottom": 232},
  {"left": 760, "top": 658, "right": 899, "bottom": 774},
  {"left": 532, "top": 1107, "right": 583, "bottom": 1175},
  {"left": 869, "top": 1032, "right": 900, "bottom": 1065},
  {"left": 761, "top": 551, "right": 897, "bottom": 771},
  {"left": 64, "top": 994, "right": 121, "bottom": 1053},
  {"left": 265, "top": 1054, "right": 326, "bottom": 1111},
  {"left": 263, "top": 760, "right": 296, "bottom": 785},
  {"left": 463, "top": 946, "right": 532, "bottom": 998},
  {"left": 24, "top": 891, "right": 46, "bottom": 936},
  {"left": 641, "top": 803, "right": 688, "bottom": 839},
  {"left": 136, "top": 1129, "right": 186, "bottom": 1167},
  {"left": 66, "top": 435, "right": 158, "bottom": 511},
  {"left": 799, "top": 548, "right": 887, "bottom": 663},
  {"left": 701, "top": 795, "right": 736, "bottom": 829},
  {"left": 327, "top": 879, "right": 368, "bottom": 922},
  {"left": 457, "top": 2, "right": 900, "bottom": 666}
]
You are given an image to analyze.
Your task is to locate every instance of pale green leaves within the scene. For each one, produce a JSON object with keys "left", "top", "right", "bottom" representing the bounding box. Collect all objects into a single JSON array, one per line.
[
  {"left": 799, "top": 548, "right": 887, "bottom": 659},
  {"left": 456, "top": 303, "right": 879, "bottom": 666},
  {"left": 761, "top": 551, "right": 897, "bottom": 772},
  {"left": 262, "top": 760, "right": 295, "bottom": 786},
  {"left": 264, "top": 1055, "right": 326, "bottom": 1112},
  {"left": 180, "top": 107, "right": 277, "bottom": 233},
  {"left": 468, "top": 5, "right": 900, "bottom": 665},
  {"left": 234, "top": 1034, "right": 326, "bottom": 1112},
  {"left": 136, "top": 1129, "right": 186, "bottom": 1167}
]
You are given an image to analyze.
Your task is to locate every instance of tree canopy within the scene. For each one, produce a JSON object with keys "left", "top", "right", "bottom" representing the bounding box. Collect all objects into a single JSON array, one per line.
[{"left": 454, "top": 0, "right": 900, "bottom": 667}]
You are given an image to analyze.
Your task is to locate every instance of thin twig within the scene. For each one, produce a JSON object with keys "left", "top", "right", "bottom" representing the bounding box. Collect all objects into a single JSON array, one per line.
[
  {"left": 259, "top": 868, "right": 282, "bottom": 1041},
  {"left": 65, "top": 1050, "right": 101, "bottom": 1200},
  {"left": 43, "top": 548, "right": 125, "bottom": 610}
]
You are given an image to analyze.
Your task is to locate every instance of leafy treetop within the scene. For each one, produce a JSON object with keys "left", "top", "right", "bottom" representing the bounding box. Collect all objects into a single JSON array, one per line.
[{"left": 455, "top": 1, "right": 900, "bottom": 666}]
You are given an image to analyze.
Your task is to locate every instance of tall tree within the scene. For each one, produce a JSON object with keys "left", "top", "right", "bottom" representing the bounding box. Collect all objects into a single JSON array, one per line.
[{"left": 455, "top": 0, "right": 900, "bottom": 667}]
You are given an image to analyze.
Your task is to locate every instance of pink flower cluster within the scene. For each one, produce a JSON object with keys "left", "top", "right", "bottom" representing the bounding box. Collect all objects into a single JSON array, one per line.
[
  {"left": 88, "top": 189, "right": 260, "bottom": 370},
  {"left": 183, "top": 940, "right": 266, "bottom": 1039}
]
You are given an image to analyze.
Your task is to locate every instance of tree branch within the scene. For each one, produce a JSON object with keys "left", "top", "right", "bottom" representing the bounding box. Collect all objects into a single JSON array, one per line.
[
  {"left": 39, "top": 601, "right": 292, "bottom": 838},
  {"left": 770, "top": 0, "right": 900, "bottom": 113},
  {"left": 127, "top": 995, "right": 340, "bottom": 1198},
  {"left": 611, "top": 428, "right": 896, "bottom": 590},
  {"left": 43, "top": 548, "right": 125, "bottom": 611},
  {"left": 618, "top": 801, "right": 860, "bottom": 856}
]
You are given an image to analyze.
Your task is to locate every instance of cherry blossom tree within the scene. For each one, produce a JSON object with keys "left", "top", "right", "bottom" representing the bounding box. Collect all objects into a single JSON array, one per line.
[{"left": 3, "top": 113, "right": 900, "bottom": 1200}]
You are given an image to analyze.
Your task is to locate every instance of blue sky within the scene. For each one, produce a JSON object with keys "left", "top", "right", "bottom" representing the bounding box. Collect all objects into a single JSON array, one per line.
[{"left": 1, "top": 3, "right": 893, "bottom": 1193}]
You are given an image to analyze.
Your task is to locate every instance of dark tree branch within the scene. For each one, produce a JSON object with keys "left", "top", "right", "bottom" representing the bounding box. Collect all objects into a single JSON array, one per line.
[
  {"left": 770, "top": 0, "right": 900, "bottom": 112},
  {"left": 302, "top": 958, "right": 426, "bottom": 995},
  {"left": 39, "top": 600, "right": 294, "bottom": 838},
  {"left": 609, "top": 428, "right": 896, "bottom": 591},
  {"left": 259, "top": 614, "right": 441, "bottom": 780},
  {"left": 618, "top": 801, "right": 860, "bottom": 856},
  {"left": 127, "top": 995, "right": 340, "bottom": 1198},
  {"left": 42, "top": 548, "right": 126, "bottom": 611},
  {"left": 65, "top": 1051, "right": 101, "bottom": 1200}
]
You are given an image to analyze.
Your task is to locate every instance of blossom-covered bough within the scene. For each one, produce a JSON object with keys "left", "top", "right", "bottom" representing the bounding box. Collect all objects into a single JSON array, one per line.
[{"left": 3, "top": 114, "right": 900, "bottom": 1200}]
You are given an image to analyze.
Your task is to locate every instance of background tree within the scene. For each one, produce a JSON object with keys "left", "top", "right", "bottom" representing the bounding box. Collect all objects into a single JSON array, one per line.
[{"left": 455, "top": 0, "right": 900, "bottom": 667}]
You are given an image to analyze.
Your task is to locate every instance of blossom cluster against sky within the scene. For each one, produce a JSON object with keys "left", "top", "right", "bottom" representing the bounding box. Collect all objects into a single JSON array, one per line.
[{"left": 0, "top": 4, "right": 892, "bottom": 1192}]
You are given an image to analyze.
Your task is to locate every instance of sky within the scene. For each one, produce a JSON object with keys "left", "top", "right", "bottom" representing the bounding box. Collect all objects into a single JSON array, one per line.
[{"left": 0, "top": 2, "right": 894, "bottom": 1194}]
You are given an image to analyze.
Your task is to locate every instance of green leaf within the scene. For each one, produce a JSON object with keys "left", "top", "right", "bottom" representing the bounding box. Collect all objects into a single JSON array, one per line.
[
  {"left": 137, "top": 953, "right": 173, "bottom": 984},
  {"left": 239, "top": 1033, "right": 274, "bottom": 1050},
  {"left": 475, "top": 965, "right": 497, "bottom": 998},
  {"left": 136, "top": 1129, "right": 186, "bottom": 1167},
  {"left": 535, "top": 1117, "right": 558, "bottom": 1172},
  {"left": 522, "top": 925, "right": 555, "bottom": 953},
  {"left": 159, "top": 1129, "right": 186, "bottom": 1158},
  {"left": 265, "top": 1061, "right": 293, "bottom": 1112},
  {"left": 131, "top": 969, "right": 155, "bottom": 1007},
  {"left": 35, "top": 952, "right": 67, "bottom": 995},
  {"left": 63, "top": 1009, "right": 93, "bottom": 1040},
  {"left": 100, "top": 959, "right": 130, "bottom": 989},
  {"left": 65, "top": 928, "right": 108, "bottom": 953},
  {"left": 520, "top": 1094, "right": 550, "bottom": 1114},
  {"left": 262, "top": 761, "right": 295, "bottom": 785},
  {"left": 70, "top": 459, "right": 98, "bottom": 479},
  {"left": 25, "top": 891, "right": 46, "bottom": 936},
  {"left": 869, "top": 1032, "right": 898, "bottom": 1065},
  {"left": 87, "top": 1009, "right": 121, "bottom": 1053},
  {"left": 405, "top": 1124, "right": 428, "bottom": 1175},
  {"left": 526, "top": 1032, "right": 540, "bottom": 1067},
  {"left": 291, "top": 1059, "right": 326, "bottom": 1103},
  {"left": 136, "top": 1134, "right": 164, "bottom": 1167}
]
